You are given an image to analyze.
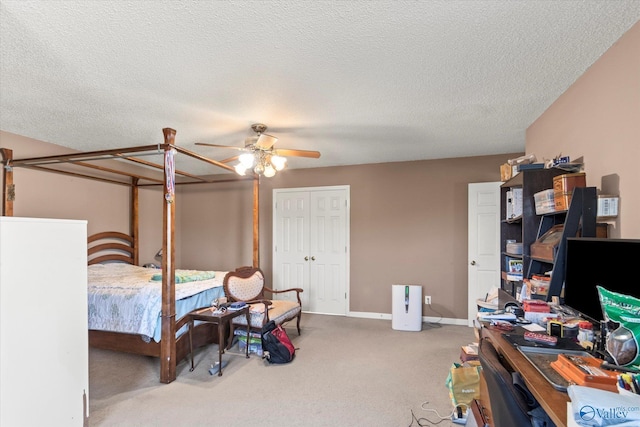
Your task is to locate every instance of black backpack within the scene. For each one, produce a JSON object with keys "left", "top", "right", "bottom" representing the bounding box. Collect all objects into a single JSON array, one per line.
[{"left": 261, "top": 320, "right": 295, "bottom": 364}]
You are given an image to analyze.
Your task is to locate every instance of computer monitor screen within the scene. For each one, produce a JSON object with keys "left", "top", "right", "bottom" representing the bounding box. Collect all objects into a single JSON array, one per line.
[{"left": 563, "top": 237, "right": 640, "bottom": 322}]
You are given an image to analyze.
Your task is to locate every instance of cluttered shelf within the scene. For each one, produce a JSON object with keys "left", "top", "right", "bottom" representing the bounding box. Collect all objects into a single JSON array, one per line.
[
  {"left": 503, "top": 252, "right": 523, "bottom": 259},
  {"left": 502, "top": 215, "right": 522, "bottom": 224},
  {"left": 499, "top": 153, "right": 621, "bottom": 304},
  {"left": 530, "top": 255, "right": 554, "bottom": 264}
]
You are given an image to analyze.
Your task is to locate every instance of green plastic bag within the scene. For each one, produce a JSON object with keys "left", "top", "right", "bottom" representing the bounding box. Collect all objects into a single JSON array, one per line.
[
  {"left": 598, "top": 286, "right": 640, "bottom": 366},
  {"left": 445, "top": 363, "right": 481, "bottom": 408}
]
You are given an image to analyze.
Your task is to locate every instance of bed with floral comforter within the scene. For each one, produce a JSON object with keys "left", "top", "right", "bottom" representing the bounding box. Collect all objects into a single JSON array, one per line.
[{"left": 88, "top": 263, "right": 226, "bottom": 342}]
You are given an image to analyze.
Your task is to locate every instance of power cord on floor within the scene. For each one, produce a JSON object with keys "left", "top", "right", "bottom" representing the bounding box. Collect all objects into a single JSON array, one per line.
[
  {"left": 423, "top": 304, "right": 445, "bottom": 327},
  {"left": 408, "top": 402, "right": 468, "bottom": 426}
]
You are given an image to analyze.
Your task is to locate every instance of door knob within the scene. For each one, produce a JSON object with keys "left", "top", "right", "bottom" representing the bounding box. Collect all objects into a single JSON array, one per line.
[
  {"left": 470, "top": 260, "right": 476, "bottom": 265},
  {"left": 311, "top": 256, "right": 316, "bottom": 261},
  {"left": 304, "top": 256, "right": 309, "bottom": 261}
]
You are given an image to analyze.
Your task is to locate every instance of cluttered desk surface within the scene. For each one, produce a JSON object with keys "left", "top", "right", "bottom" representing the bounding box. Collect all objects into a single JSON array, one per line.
[
  {"left": 481, "top": 325, "right": 571, "bottom": 427},
  {"left": 479, "top": 289, "right": 640, "bottom": 427}
]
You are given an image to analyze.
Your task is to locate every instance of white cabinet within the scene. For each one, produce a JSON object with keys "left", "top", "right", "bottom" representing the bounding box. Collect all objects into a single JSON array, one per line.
[{"left": 0, "top": 217, "right": 88, "bottom": 427}]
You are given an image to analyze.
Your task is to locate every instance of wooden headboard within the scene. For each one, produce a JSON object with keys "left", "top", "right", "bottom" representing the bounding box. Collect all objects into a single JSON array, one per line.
[{"left": 87, "top": 231, "right": 135, "bottom": 265}]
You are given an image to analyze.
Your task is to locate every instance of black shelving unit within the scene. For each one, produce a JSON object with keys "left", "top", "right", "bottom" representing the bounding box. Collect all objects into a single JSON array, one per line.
[
  {"left": 536, "top": 187, "right": 597, "bottom": 301},
  {"left": 500, "top": 168, "right": 566, "bottom": 297}
]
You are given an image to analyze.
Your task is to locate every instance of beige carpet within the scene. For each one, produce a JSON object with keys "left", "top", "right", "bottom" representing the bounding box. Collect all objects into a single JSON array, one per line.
[{"left": 89, "top": 314, "right": 474, "bottom": 426}]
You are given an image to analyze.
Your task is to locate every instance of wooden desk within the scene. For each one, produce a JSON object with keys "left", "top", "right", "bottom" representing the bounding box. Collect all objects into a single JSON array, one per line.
[{"left": 481, "top": 325, "right": 570, "bottom": 427}]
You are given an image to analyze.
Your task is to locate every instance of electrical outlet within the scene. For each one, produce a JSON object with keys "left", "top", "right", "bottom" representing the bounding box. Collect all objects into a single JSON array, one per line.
[{"left": 425, "top": 296, "right": 432, "bottom": 305}]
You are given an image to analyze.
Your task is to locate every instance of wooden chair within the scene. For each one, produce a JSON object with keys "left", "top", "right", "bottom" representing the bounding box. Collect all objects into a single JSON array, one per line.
[{"left": 223, "top": 267, "right": 303, "bottom": 349}]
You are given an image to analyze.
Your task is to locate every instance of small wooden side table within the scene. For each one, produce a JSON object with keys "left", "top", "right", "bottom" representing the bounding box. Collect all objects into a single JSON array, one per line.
[{"left": 187, "top": 306, "right": 251, "bottom": 376}]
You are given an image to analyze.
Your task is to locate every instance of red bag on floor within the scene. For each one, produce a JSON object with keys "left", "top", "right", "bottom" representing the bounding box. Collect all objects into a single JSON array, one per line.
[{"left": 261, "top": 320, "right": 295, "bottom": 364}]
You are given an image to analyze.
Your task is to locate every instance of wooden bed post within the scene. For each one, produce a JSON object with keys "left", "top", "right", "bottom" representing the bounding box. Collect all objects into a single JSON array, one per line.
[
  {"left": 160, "top": 128, "right": 177, "bottom": 383},
  {"left": 1, "top": 148, "right": 14, "bottom": 216},
  {"left": 253, "top": 176, "right": 259, "bottom": 268},
  {"left": 131, "top": 177, "right": 139, "bottom": 266}
]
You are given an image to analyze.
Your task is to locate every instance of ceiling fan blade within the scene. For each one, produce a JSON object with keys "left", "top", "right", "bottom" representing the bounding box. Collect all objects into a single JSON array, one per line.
[
  {"left": 195, "top": 142, "right": 246, "bottom": 151},
  {"left": 273, "top": 148, "right": 321, "bottom": 159},
  {"left": 255, "top": 134, "right": 278, "bottom": 149},
  {"left": 219, "top": 155, "right": 240, "bottom": 164}
]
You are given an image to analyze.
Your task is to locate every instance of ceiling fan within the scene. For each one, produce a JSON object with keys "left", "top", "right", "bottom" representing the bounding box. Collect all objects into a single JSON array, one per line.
[{"left": 195, "top": 123, "right": 320, "bottom": 177}]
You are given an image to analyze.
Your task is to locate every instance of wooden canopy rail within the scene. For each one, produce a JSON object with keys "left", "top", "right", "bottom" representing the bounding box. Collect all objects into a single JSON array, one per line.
[{"left": 1, "top": 128, "right": 261, "bottom": 383}]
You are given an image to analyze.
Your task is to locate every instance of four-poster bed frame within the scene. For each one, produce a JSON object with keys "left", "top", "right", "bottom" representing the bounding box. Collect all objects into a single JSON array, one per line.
[{"left": 1, "top": 128, "right": 261, "bottom": 383}]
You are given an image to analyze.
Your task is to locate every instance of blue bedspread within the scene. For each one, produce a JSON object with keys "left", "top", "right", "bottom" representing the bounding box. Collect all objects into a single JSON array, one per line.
[{"left": 88, "top": 264, "right": 226, "bottom": 342}]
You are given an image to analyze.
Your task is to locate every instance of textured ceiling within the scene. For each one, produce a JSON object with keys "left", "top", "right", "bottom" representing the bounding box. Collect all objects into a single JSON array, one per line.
[{"left": 1, "top": 1, "right": 639, "bottom": 175}]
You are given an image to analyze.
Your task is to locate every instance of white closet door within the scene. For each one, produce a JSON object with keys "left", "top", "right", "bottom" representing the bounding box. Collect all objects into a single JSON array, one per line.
[
  {"left": 308, "top": 189, "right": 348, "bottom": 314},
  {"left": 273, "top": 186, "right": 349, "bottom": 315},
  {"left": 274, "top": 190, "right": 311, "bottom": 306}
]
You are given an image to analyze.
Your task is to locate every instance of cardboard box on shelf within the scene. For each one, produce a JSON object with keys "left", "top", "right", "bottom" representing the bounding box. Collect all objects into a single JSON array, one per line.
[
  {"left": 597, "top": 195, "right": 619, "bottom": 218},
  {"left": 554, "top": 192, "right": 571, "bottom": 211},
  {"left": 553, "top": 173, "right": 586, "bottom": 211},
  {"left": 530, "top": 225, "right": 564, "bottom": 262},
  {"left": 526, "top": 276, "right": 551, "bottom": 296},
  {"left": 553, "top": 172, "right": 586, "bottom": 194},
  {"left": 506, "top": 241, "right": 523, "bottom": 255},
  {"left": 460, "top": 344, "right": 479, "bottom": 362},
  {"left": 500, "top": 163, "right": 512, "bottom": 181}
]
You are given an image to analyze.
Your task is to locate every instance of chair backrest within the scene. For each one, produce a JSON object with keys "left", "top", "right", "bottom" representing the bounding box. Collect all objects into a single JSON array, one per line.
[
  {"left": 223, "top": 267, "right": 265, "bottom": 302},
  {"left": 478, "top": 338, "right": 533, "bottom": 427}
]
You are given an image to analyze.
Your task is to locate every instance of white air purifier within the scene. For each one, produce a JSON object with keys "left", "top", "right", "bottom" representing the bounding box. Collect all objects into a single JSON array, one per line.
[{"left": 392, "top": 284, "right": 423, "bottom": 331}]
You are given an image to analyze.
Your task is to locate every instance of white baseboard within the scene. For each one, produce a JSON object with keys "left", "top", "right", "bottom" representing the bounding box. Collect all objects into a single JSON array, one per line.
[{"left": 348, "top": 311, "right": 470, "bottom": 326}]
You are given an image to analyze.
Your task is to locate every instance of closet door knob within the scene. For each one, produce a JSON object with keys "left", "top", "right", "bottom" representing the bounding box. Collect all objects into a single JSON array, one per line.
[
  {"left": 470, "top": 260, "right": 476, "bottom": 265},
  {"left": 304, "top": 256, "right": 309, "bottom": 261},
  {"left": 311, "top": 256, "right": 316, "bottom": 261}
]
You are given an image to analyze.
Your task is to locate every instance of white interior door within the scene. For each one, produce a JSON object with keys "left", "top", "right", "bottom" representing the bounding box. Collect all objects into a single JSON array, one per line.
[
  {"left": 273, "top": 186, "right": 349, "bottom": 315},
  {"left": 309, "top": 189, "right": 348, "bottom": 314},
  {"left": 273, "top": 190, "right": 310, "bottom": 306},
  {"left": 468, "top": 182, "right": 501, "bottom": 327}
]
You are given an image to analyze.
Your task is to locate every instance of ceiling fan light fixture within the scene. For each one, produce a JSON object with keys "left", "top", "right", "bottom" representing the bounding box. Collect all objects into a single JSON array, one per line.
[
  {"left": 271, "top": 155, "right": 287, "bottom": 171},
  {"left": 263, "top": 164, "right": 276, "bottom": 177},
  {"left": 254, "top": 162, "right": 265, "bottom": 175},
  {"left": 197, "top": 122, "right": 318, "bottom": 178},
  {"left": 256, "top": 133, "right": 278, "bottom": 149},
  {"left": 239, "top": 153, "right": 255, "bottom": 168}
]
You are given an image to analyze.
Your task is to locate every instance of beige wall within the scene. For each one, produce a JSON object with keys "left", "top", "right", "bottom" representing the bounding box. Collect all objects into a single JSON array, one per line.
[
  {"left": 527, "top": 21, "right": 640, "bottom": 239},
  {"left": 168, "top": 154, "right": 517, "bottom": 319},
  {"left": 254, "top": 155, "right": 516, "bottom": 318},
  {"left": 177, "top": 180, "right": 255, "bottom": 271},
  {"left": 0, "top": 132, "right": 131, "bottom": 236}
]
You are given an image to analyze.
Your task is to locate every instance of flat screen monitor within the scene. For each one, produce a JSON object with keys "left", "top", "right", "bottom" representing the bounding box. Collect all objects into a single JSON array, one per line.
[{"left": 563, "top": 237, "right": 640, "bottom": 322}]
